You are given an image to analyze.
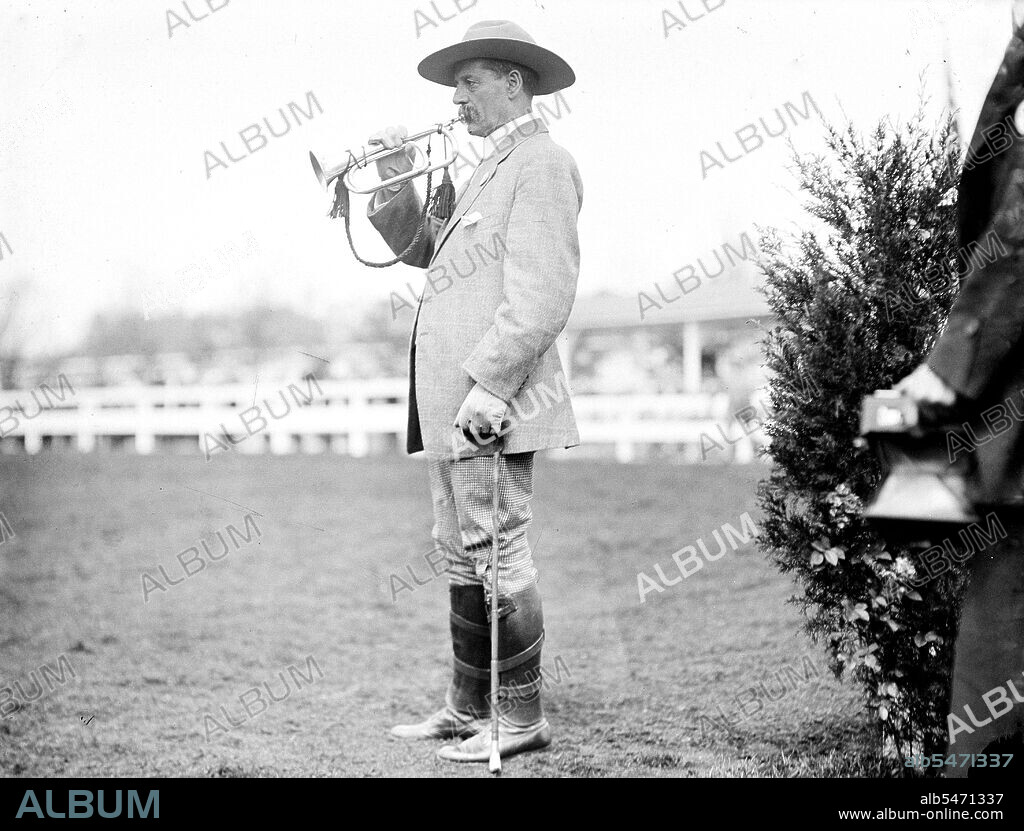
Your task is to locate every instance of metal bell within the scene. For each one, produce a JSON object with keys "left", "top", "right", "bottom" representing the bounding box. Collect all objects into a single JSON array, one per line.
[{"left": 859, "top": 391, "right": 979, "bottom": 542}]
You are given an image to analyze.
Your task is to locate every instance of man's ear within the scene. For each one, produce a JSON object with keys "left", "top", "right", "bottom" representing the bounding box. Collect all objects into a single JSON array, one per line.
[{"left": 507, "top": 69, "right": 523, "bottom": 98}]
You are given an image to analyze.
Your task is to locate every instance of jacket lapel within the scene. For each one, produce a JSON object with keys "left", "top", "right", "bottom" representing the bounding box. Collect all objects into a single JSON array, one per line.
[
  {"left": 429, "top": 116, "right": 548, "bottom": 263},
  {"left": 431, "top": 161, "right": 496, "bottom": 261}
]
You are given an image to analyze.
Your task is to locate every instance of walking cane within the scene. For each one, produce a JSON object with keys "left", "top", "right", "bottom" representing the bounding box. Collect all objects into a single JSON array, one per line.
[{"left": 488, "top": 445, "right": 502, "bottom": 775}]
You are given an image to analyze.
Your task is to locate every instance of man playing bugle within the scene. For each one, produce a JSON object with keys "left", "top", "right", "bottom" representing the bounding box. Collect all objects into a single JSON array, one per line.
[{"left": 364, "top": 20, "right": 582, "bottom": 763}]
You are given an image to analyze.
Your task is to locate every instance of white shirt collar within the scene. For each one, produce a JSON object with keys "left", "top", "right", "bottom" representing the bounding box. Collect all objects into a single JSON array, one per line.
[{"left": 479, "top": 112, "right": 544, "bottom": 161}]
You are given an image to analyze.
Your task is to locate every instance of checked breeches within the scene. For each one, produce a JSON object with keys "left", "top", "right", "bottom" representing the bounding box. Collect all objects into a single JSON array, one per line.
[
  {"left": 427, "top": 451, "right": 538, "bottom": 594},
  {"left": 427, "top": 452, "right": 546, "bottom": 726}
]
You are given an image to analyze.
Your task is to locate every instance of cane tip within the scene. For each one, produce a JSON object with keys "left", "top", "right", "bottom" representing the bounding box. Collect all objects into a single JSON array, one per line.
[{"left": 489, "top": 749, "right": 501, "bottom": 774}]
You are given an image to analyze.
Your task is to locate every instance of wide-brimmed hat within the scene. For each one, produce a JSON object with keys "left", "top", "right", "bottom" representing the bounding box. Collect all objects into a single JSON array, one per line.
[{"left": 417, "top": 20, "right": 575, "bottom": 96}]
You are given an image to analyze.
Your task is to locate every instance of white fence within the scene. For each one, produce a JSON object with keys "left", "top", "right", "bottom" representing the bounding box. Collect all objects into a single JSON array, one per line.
[{"left": 0, "top": 377, "right": 759, "bottom": 462}]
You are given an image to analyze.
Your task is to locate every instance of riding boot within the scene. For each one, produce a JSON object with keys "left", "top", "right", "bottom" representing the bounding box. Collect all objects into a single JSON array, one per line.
[
  {"left": 446, "top": 583, "right": 491, "bottom": 719},
  {"left": 390, "top": 585, "right": 489, "bottom": 740},
  {"left": 437, "top": 584, "right": 551, "bottom": 762},
  {"left": 494, "top": 583, "right": 546, "bottom": 727}
]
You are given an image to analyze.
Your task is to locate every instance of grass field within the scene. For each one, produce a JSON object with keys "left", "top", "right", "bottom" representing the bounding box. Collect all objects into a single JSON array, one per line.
[{"left": 0, "top": 453, "right": 892, "bottom": 778}]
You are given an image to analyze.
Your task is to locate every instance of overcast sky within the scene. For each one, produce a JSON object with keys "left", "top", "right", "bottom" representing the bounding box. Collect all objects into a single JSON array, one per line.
[{"left": 0, "top": 0, "right": 1016, "bottom": 356}]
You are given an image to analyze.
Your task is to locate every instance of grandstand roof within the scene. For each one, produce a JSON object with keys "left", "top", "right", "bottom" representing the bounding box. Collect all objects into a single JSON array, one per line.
[{"left": 567, "top": 266, "right": 770, "bottom": 331}]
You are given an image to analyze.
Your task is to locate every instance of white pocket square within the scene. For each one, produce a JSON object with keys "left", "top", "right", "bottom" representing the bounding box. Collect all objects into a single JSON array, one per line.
[{"left": 462, "top": 211, "right": 483, "bottom": 227}]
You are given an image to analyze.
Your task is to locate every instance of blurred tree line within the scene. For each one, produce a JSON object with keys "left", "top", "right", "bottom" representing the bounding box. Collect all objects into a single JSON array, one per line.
[{"left": 82, "top": 307, "right": 327, "bottom": 360}]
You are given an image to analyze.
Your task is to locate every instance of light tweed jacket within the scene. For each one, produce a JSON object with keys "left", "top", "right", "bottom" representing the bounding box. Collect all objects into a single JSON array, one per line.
[{"left": 368, "top": 115, "right": 583, "bottom": 459}]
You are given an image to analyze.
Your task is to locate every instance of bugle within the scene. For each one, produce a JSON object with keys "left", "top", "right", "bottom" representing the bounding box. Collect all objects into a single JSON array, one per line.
[{"left": 309, "top": 115, "right": 463, "bottom": 195}]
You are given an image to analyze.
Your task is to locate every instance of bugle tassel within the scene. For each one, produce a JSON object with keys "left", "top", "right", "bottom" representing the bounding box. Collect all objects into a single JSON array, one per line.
[
  {"left": 328, "top": 177, "right": 350, "bottom": 220},
  {"left": 428, "top": 165, "right": 456, "bottom": 222}
]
